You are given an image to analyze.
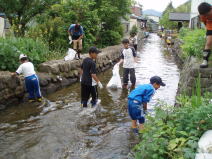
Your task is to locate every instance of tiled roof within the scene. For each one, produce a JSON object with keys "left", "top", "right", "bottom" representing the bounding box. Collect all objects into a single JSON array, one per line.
[{"left": 169, "top": 12, "right": 190, "bottom": 21}]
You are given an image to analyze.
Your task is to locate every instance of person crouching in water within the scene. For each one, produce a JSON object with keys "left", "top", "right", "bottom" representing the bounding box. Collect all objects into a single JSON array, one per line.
[
  {"left": 80, "top": 47, "right": 103, "bottom": 107},
  {"left": 128, "top": 76, "right": 166, "bottom": 134},
  {"left": 12, "top": 54, "right": 42, "bottom": 102},
  {"left": 118, "top": 39, "right": 137, "bottom": 90}
]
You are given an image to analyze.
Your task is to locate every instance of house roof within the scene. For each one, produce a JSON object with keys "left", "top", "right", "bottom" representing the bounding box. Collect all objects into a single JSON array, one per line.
[
  {"left": 169, "top": 12, "right": 190, "bottom": 21},
  {"left": 0, "top": 13, "right": 6, "bottom": 17}
]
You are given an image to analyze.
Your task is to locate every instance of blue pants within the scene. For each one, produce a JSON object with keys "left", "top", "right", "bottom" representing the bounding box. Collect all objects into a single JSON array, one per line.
[
  {"left": 25, "top": 74, "right": 42, "bottom": 99},
  {"left": 128, "top": 99, "right": 145, "bottom": 124}
]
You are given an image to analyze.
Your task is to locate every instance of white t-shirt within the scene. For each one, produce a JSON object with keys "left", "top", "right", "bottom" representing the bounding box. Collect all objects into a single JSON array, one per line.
[
  {"left": 121, "top": 48, "right": 136, "bottom": 68},
  {"left": 134, "top": 35, "right": 138, "bottom": 45},
  {"left": 16, "top": 62, "right": 36, "bottom": 77}
]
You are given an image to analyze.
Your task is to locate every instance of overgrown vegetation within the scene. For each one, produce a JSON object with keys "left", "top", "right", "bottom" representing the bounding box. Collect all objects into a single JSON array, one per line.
[
  {"left": 133, "top": 93, "right": 212, "bottom": 159},
  {"left": 0, "top": 0, "right": 132, "bottom": 71},
  {"left": 130, "top": 25, "right": 138, "bottom": 36},
  {"left": 0, "top": 37, "right": 66, "bottom": 71},
  {"left": 132, "top": 75, "right": 212, "bottom": 159},
  {"left": 178, "top": 28, "right": 205, "bottom": 59}
]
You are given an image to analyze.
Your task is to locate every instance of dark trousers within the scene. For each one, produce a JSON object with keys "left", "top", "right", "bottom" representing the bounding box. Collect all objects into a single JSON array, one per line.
[
  {"left": 81, "top": 83, "right": 98, "bottom": 107},
  {"left": 123, "top": 68, "right": 136, "bottom": 85},
  {"left": 134, "top": 44, "right": 137, "bottom": 51}
]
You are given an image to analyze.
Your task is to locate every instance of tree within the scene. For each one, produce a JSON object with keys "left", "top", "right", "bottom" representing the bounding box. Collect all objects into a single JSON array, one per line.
[
  {"left": 0, "top": 0, "right": 57, "bottom": 36},
  {"left": 159, "top": 2, "right": 177, "bottom": 29},
  {"left": 27, "top": 0, "right": 132, "bottom": 50}
]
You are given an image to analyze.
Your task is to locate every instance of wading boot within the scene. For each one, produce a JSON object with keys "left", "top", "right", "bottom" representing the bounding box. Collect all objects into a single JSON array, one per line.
[
  {"left": 200, "top": 50, "right": 211, "bottom": 68},
  {"left": 130, "top": 84, "right": 135, "bottom": 91},
  {"left": 122, "top": 84, "right": 128, "bottom": 89}
]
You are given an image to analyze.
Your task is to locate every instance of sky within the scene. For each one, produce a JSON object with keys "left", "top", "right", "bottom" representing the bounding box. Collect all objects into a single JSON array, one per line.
[{"left": 138, "top": 0, "right": 190, "bottom": 12}]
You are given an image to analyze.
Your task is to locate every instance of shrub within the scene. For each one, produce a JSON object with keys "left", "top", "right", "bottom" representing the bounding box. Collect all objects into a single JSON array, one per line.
[
  {"left": 130, "top": 25, "right": 138, "bottom": 36},
  {"left": 99, "top": 30, "right": 122, "bottom": 47},
  {"left": 132, "top": 93, "right": 212, "bottom": 159},
  {"left": 179, "top": 29, "right": 206, "bottom": 59},
  {"left": 0, "top": 37, "right": 49, "bottom": 71}
]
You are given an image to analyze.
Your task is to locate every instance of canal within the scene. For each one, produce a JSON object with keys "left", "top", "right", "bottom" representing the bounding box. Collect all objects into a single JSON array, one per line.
[{"left": 0, "top": 34, "right": 180, "bottom": 159}]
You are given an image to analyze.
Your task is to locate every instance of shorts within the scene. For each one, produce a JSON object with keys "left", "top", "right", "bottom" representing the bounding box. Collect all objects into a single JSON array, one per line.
[
  {"left": 128, "top": 99, "right": 145, "bottom": 124},
  {"left": 206, "top": 30, "right": 212, "bottom": 36},
  {"left": 72, "top": 35, "right": 81, "bottom": 40}
]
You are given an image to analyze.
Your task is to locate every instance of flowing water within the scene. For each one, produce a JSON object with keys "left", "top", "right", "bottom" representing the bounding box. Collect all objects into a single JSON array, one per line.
[{"left": 0, "top": 34, "right": 180, "bottom": 159}]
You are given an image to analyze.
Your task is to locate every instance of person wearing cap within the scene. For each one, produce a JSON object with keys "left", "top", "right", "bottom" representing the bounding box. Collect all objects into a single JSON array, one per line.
[
  {"left": 68, "top": 22, "right": 84, "bottom": 59},
  {"left": 80, "top": 47, "right": 103, "bottom": 108},
  {"left": 127, "top": 76, "right": 166, "bottom": 133},
  {"left": 198, "top": 2, "right": 212, "bottom": 68},
  {"left": 118, "top": 39, "right": 137, "bottom": 90},
  {"left": 12, "top": 54, "right": 42, "bottom": 102}
]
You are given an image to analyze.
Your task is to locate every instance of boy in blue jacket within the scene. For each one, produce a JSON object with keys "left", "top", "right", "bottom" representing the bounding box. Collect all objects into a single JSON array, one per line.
[{"left": 128, "top": 76, "right": 166, "bottom": 133}]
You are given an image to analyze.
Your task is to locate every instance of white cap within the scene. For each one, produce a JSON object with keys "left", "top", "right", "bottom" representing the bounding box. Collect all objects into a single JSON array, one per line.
[{"left": 19, "top": 54, "right": 27, "bottom": 60}]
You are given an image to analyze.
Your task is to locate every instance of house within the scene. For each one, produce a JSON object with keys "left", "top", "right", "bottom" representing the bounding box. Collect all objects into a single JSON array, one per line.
[
  {"left": 0, "top": 13, "right": 10, "bottom": 37},
  {"left": 169, "top": 12, "right": 190, "bottom": 31},
  {"left": 146, "top": 15, "right": 160, "bottom": 23},
  {"left": 190, "top": 0, "right": 212, "bottom": 28},
  {"left": 122, "top": 5, "right": 147, "bottom": 34}
]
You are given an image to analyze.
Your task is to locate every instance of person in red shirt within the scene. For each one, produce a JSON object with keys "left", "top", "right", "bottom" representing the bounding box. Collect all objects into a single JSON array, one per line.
[{"left": 198, "top": 2, "right": 212, "bottom": 68}]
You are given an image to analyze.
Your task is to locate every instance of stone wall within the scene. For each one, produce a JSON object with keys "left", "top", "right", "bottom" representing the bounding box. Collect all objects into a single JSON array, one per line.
[
  {"left": 169, "top": 39, "right": 212, "bottom": 96},
  {"left": 0, "top": 45, "right": 121, "bottom": 109}
]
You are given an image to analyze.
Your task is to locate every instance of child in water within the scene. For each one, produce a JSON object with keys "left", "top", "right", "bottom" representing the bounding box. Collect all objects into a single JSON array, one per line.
[{"left": 128, "top": 76, "right": 165, "bottom": 133}]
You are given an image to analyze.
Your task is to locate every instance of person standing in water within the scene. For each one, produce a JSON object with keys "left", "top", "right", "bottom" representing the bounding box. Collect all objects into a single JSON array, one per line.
[{"left": 80, "top": 47, "right": 103, "bottom": 108}]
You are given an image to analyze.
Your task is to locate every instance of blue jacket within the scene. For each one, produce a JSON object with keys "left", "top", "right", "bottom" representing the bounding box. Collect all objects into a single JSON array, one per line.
[
  {"left": 69, "top": 24, "right": 84, "bottom": 36},
  {"left": 128, "top": 84, "right": 155, "bottom": 103}
]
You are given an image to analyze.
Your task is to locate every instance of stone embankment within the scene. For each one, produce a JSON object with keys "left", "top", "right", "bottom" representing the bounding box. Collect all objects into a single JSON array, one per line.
[
  {"left": 0, "top": 45, "right": 121, "bottom": 109},
  {"left": 169, "top": 39, "right": 212, "bottom": 96}
]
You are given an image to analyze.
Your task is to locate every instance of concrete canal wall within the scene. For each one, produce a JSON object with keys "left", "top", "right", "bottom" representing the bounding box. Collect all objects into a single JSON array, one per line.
[
  {"left": 170, "top": 39, "right": 212, "bottom": 96},
  {"left": 0, "top": 45, "right": 121, "bottom": 109}
]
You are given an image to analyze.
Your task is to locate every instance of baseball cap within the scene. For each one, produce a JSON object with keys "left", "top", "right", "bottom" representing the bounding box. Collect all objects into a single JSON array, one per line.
[
  {"left": 89, "top": 46, "right": 101, "bottom": 54},
  {"left": 150, "top": 76, "right": 166, "bottom": 86},
  {"left": 19, "top": 54, "right": 27, "bottom": 60}
]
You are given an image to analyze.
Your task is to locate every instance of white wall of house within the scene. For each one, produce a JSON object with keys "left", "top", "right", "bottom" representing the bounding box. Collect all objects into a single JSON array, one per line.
[
  {"left": 0, "top": 17, "right": 5, "bottom": 37},
  {"left": 146, "top": 15, "right": 160, "bottom": 23}
]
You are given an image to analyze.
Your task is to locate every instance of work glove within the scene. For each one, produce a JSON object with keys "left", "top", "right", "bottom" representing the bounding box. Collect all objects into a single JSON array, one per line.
[
  {"left": 97, "top": 82, "right": 103, "bottom": 89},
  {"left": 69, "top": 36, "right": 72, "bottom": 44}
]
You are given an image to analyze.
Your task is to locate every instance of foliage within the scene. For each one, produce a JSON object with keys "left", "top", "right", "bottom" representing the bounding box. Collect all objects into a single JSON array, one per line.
[
  {"left": 0, "top": 0, "right": 57, "bottom": 36},
  {"left": 27, "top": 0, "right": 131, "bottom": 51},
  {"left": 175, "top": 0, "right": 191, "bottom": 13},
  {"left": 159, "top": 2, "right": 178, "bottom": 29},
  {"left": 130, "top": 25, "right": 138, "bottom": 36},
  {"left": 0, "top": 37, "right": 49, "bottom": 71},
  {"left": 178, "top": 28, "right": 205, "bottom": 58},
  {"left": 133, "top": 93, "right": 212, "bottom": 159}
]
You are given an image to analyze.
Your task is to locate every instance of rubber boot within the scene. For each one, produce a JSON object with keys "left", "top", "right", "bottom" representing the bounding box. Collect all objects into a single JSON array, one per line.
[
  {"left": 74, "top": 49, "right": 79, "bottom": 60},
  {"left": 77, "top": 50, "right": 81, "bottom": 59},
  {"left": 122, "top": 84, "right": 128, "bottom": 89},
  {"left": 130, "top": 84, "right": 135, "bottom": 91},
  {"left": 200, "top": 50, "right": 211, "bottom": 68}
]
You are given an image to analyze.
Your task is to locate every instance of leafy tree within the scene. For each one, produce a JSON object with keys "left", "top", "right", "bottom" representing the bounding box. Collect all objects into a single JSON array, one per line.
[
  {"left": 27, "top": 0, "right": 100, "bottom": 51},
  {"left": 159, "top": 2, "right": 177, "bottom": 29},
  {"left": 27, "top": 0, "right": 131, "bottom": 51},
  {"left": 0, "top": 0, "right": 58, "bottom": 36},
  {"left": 175, "top": 0, "right": 191, "bottom": 13},
  {"left": 130, "top": 25, "right": 138, "bottom": 36}
]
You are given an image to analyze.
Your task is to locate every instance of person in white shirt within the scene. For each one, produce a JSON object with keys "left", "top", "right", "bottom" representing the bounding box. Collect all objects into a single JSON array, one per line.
[
  {"left": 129, "top": 33, "right": 138, "bottom": 51},
  {"left": 118, "top": 39, "right": 137, "bottom": 90},
  {"left": 12, "top": 54, "right": 42, "bottom": 102}
]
